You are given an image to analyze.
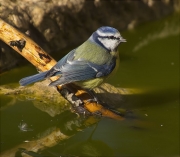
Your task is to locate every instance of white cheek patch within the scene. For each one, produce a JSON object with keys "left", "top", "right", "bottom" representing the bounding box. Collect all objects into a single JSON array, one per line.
[{"left": 98, "top": 38, "right": 119, "bottom": 51}]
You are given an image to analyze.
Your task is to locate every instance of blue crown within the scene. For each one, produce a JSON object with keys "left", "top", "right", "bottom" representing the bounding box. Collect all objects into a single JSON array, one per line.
[{"left": 97, "top": 26, "right": 119, "bottom": 35}]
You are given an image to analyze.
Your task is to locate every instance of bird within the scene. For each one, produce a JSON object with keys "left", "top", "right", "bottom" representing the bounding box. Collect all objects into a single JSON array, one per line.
[{"left": 19, "top": 26, "right": 126, "bottom": 92}]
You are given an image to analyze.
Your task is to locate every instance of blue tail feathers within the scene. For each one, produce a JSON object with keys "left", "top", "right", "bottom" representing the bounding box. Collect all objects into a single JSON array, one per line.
[{"left": 19, "top": 71, "right": 49, "bottom": 86}]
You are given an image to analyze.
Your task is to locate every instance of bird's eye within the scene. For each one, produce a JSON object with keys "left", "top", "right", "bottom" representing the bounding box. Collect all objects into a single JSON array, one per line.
[{"left": 107, "top": 36, "right": 115, "bottom": 40}]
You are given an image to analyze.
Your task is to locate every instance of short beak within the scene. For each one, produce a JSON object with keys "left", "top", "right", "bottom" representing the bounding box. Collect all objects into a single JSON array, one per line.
[{"left": 120, "top": 37, "right": 126, "bottom": 42}]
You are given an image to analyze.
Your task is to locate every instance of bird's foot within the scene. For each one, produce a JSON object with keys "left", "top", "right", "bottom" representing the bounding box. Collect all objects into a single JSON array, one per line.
[
  {"left": 92, "top": 110, "right": 102, "bottom": 117},
  {"left": 73, "top": 106, "right": 91, "bottom": 116},
  {"left": 86, "top": 97, "right": 99, "bottom": 104},
  {"left": 85, "top": 90, "right": 100, "bottom": 103}
]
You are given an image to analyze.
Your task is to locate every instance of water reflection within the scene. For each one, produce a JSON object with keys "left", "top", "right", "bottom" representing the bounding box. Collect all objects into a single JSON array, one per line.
[
  {"left": 62, "top": 124, "right": 113, "bottom": 157},
  {"left": 0, "top": 103, "right": 101, "bottom": 157},
  {"left": 18, "top": 121, "right": 34, "bottom": 132}
]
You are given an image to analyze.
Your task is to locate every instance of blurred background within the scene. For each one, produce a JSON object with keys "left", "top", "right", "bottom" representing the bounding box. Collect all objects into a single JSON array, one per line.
[
  {"left": 0, "top": 0, "right": 179, "bottom": 71},
  {"left": 0, "top": 0, "right": 179, "bottom": 157}
]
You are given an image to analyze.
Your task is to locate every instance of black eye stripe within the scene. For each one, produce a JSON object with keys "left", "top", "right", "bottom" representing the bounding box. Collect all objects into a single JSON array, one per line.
[{"left": 98, "top": 35, "right": 119, "bottom": 40}]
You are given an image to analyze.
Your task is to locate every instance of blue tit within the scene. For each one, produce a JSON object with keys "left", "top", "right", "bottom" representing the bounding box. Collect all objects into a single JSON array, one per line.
[{"left": 19, "top": 26, "right": 126, "bottom": 90}]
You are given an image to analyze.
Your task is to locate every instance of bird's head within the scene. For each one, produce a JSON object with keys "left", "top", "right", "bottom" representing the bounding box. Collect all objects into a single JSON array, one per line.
[{"left": 90, "top": 26, "right": 126, "bottom": 51}]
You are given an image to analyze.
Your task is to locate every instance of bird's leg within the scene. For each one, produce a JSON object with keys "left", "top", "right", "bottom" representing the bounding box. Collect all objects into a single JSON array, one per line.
[{"left": 86, "top": 90, "right": 99, "bottom": 103}]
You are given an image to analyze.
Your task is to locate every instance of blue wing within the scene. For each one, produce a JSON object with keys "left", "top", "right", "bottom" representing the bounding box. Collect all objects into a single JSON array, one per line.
[
  {"left": 20, "top": 47, "right": 116, "bottom": 87},
  {"left": 19, "top": 49, "right": 75, "bottom": 86},
  {"left": 45, "top": 49, "right": 76, "bottom": 77},
  {"left": 49, "top": 57, "right": 116, "bottom": 86}
]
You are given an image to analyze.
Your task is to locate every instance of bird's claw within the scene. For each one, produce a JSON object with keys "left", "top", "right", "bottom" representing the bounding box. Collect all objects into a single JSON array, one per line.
[
  {"left": 92, "top": 110, "right": 102, "bottom": 117},
  {"left": 74, "top": 106, "right": 91, "bottom": 116}
]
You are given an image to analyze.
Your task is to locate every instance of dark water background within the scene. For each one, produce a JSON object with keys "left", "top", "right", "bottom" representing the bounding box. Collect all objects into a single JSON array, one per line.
[{"left": 0, "top": 13, "right": 179, "bottom": 156}]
